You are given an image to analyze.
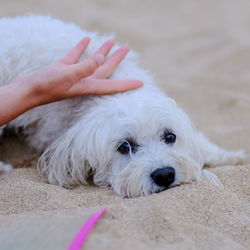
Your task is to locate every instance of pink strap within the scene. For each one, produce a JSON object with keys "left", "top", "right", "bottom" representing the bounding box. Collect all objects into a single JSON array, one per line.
[{"left": 68, "top": 208, "right": 107, "bottom": 250}]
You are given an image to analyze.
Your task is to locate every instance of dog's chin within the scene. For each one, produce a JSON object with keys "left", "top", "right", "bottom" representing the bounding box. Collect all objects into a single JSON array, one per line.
[
  {"left": 111, "top": 174, "right": 173, "bottom": 198},
  {"left": 112, "top": 181, "right": 177, "bottom": 198},
  {"left": 111, "top": 175, "right": 152, "bottom": 198},
  {"left": 149, "top": 181, "right": 185, "bottom": 196}
]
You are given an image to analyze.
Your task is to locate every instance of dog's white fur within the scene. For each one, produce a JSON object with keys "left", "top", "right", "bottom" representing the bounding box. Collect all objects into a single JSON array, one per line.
[{"left": 0, "top": 16, "right": 244, "bottom": 197}]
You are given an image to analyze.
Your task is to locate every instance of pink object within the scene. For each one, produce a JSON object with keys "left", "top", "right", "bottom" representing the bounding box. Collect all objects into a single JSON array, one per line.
[{"left": 68, "top": 208, "right": 107, "bottom": 250}]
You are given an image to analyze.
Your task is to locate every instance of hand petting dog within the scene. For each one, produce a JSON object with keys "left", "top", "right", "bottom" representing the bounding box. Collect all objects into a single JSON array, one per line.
[{"left": 0, "top": 38, "right": 143, "bottom": 126}]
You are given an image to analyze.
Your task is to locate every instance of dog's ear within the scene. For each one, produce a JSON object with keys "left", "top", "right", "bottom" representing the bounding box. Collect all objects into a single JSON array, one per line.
[
  {"left": 195, "top": 132, "right": 244, "bottom": 168},
  {"left": 37, "top": 127, "right": 93, "bottom": 188}
]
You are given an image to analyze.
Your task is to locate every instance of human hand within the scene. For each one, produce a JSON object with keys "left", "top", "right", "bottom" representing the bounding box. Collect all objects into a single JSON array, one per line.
[{"left": 11, "top": 37, "right": 143, "bottom": 106}]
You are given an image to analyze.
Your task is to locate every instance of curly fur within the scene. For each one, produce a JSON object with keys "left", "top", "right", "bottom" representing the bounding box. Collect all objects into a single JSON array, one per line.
[{"left": 0, "top": 16, "right": 244, "bottom": 198}]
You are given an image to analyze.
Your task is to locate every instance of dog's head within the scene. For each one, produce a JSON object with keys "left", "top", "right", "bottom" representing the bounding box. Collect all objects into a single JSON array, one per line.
[{"left": 38, "top": 85, "right": 206, "bottom": 198}]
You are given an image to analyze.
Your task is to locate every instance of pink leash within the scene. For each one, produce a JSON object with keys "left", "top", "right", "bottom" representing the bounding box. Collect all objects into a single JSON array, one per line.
[{"left": 68, "top": 208, "right": 107, "bottom": 250}]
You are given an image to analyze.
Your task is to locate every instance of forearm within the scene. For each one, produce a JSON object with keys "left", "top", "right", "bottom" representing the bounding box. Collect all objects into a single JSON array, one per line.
[{"left": 0, "top": 82, "right": 37, "bottom": 126}]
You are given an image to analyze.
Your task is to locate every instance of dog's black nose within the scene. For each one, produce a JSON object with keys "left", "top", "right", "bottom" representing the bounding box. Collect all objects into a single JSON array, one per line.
[{"left": 151, "top": 167, "right": 175, "bottom": 187}]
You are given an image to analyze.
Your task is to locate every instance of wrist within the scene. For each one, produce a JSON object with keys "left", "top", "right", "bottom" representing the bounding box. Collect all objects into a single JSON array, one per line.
[
  {"left": 9, "top": 77, "right": 39, "bottom": 111},
  {"left": 0, "top": 81, "right": 32, "bottom": 125}
]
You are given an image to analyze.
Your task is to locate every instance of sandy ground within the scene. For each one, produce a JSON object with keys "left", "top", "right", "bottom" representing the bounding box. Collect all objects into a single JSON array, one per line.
[{"left": 0, "top": 0, "right": 249, "bottom": 249}]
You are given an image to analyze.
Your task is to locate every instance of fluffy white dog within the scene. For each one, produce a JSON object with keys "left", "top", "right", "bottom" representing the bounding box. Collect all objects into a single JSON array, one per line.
[{"left": 0, "top": 16, "right": 244, "bottom": 198}]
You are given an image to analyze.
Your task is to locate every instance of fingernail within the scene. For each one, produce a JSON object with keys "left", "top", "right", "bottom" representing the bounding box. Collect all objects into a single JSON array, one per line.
[
  {"left": 136, "top": 81, "right": 143, "bottom": 87},
  {"left": 122, "top": 46, "right": 130, "bottom": 53},
  {"left": 95, "top": 54, "right": 105, "bottom": 65}
]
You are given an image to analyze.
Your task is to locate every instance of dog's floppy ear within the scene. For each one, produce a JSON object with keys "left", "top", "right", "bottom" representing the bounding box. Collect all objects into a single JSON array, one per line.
[
  {"left": 37, "top": 126, "right": 93, "bottom": 188},
  {"left": 196, "top": 132, "right": 244, "bottom": 168}
]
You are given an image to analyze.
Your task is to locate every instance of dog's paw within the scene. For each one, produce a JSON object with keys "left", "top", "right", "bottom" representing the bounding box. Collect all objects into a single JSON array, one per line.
[
  {"left": 205, "top": 149, "right": 246, "bottom": 168},
  {"left": 0, "top": 161, "right": 13, "bottom": 174},
  {"left": 225, "top": 149, "right": 245, "bottom": 166}
]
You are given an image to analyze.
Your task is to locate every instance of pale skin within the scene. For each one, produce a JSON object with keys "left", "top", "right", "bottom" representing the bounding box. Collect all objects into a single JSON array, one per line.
[{"left": 0, "top": 37, "right": 143, "bottom": 126}]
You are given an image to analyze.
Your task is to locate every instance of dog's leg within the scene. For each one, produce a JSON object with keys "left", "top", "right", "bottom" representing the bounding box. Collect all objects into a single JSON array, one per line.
[
  {"left": 0, "top": 161, "right": 13, "bottom": 174},
  {"left": 196, "top": 132, "right": 244, "bottom": 167}
]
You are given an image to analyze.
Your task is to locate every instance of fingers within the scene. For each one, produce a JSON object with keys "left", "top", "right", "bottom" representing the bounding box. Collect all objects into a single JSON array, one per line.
[
  {"left": 59, "top": 37, "right": 91, "bottom": 65},
  {"left": 73, "top": 78, "right": 143, "bottom": 95},
  {"left": 62, "top": 39, "right": 117, "bottom": 79},
  {"left": 60, "top": 38, "right": 114, "bottom": 66},
  {"left": 96, "top": 40, "right": 115, "bottom": 57},
  {"left": 59, "top": 38, "right": 139, "bottom": 94},
  {"left": 68, "top": 53, "right": 105, "bottom": 79},
  {"left": 71, "top": 39, "right": 115, "bottom": 76},
  {"left": 93, "top": 46, "right": 129, "bottom": 79}
]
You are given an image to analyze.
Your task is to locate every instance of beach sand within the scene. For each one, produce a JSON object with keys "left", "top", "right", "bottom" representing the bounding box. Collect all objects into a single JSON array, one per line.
[{"left": 0, "top": 1, "right": 249, "bottom": 249}]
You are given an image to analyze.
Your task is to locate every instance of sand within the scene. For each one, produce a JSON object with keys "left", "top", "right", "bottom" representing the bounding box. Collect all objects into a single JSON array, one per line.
[{"left": 0, "top": 0, "right": 249, "bottom": 249}]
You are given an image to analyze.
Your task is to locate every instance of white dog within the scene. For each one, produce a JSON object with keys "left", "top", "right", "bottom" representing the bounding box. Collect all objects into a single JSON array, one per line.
[{"left": 0, "top": 16, "right": 244, "bottom": 198}]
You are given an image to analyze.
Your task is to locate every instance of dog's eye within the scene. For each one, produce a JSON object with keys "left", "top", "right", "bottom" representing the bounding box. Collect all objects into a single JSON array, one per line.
[
  {"left": 117, "top": 142, "right": 131, "bottom": 154},
  {"left": 164, "top": 133, "right": 176, "bottom": 144},
  {"left": 117, "top": 139, "right": 138, "bottom": 155}
]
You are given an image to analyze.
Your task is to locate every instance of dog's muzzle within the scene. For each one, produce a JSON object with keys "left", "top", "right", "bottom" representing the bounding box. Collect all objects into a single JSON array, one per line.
[{"left": 151, "top": 167, "right": 175, "bottom": 187}]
